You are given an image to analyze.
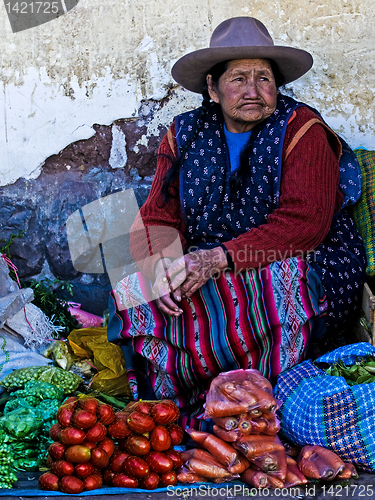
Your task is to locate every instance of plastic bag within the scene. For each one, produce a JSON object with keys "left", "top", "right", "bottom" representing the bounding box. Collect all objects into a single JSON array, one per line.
[
  {"left": 68, "top": 327, "right": 131, "bottom": 397},
  {"left": 274, "top": 342, "right": 375, "bottom": 473},
  {"left": 68, "top": 303, "right": 103, "bottom": 328},
  {"left": 204, "top": 368, "right": 278, "bottom": 419},
  {"left": 0, "top": 407, "right": 43, "bottom": 440}
]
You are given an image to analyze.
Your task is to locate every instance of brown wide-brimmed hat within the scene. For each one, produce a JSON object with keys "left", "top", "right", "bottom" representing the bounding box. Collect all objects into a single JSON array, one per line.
[{"left": 171, "top": 17, "right": 313, "bottom": 93}]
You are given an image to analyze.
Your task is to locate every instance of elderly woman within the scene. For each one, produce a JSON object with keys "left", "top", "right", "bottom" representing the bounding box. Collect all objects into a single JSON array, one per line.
[{"left": 108, "top": 17, "right": 366, "bottom": 428}]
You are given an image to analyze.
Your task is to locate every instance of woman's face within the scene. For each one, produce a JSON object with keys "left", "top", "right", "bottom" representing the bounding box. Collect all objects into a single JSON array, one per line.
[{"left": 207, "top": 58, "right": 278, "bottom": 133}]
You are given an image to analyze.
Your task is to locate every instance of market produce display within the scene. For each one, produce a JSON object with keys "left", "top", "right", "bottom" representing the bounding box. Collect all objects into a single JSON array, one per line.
[
  {"left": 39, "top": 397, "right": 184, "bottom": 492},
  {"left": 1, "top": 366, "right": 82, "bottom": 394},
  {"left": 323, "top": 356, "right": 375, "bottom": 385},
  {"left": 176, "top": 369, "right": 358, "bottom": 489}
]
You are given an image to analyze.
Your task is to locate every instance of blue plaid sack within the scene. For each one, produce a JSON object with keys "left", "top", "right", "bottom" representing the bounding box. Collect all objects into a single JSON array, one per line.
[{"left": 274, "top": 342, "right": 375, "bottom": 472}]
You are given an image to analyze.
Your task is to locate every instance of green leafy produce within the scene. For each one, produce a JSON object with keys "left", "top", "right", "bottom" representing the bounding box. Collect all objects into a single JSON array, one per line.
[
  {"left": 323, "top": 356, "right": 375, "bottom": 385},
  {"left": 1, "top": 365, "right": 83, "bottom": 394},
  {"left": 27, "top": 278, "right": 80, "bottom": 335}
]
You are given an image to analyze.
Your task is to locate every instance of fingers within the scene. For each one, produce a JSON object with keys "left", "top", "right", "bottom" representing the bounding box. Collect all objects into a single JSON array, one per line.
[{"left": 155, "top": 294, "right": 183, "bottom": 316}]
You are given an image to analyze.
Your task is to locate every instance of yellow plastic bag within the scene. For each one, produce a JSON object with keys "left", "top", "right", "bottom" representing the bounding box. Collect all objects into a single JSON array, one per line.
[{"left": 68, "top": 327, "right": 131, "bottom": 397}]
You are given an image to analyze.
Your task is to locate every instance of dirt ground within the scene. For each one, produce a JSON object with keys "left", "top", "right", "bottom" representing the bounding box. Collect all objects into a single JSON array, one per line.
[{"left": 1, "top": 471, "right": 375, "bottom": 500}]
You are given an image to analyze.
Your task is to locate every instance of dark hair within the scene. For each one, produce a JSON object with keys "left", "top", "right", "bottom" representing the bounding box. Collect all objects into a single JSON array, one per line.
[{"left": 160, "top": 58, "right": 284, "bottom": 202}]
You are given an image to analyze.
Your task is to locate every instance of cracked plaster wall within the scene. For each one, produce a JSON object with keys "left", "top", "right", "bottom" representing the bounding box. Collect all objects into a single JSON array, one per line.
[{"left": 1, "top": 0, "right": 375, "bottom": 312}]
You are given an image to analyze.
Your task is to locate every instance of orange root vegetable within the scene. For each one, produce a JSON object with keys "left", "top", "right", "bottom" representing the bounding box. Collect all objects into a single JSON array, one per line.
[
  {"left": 241, "top": 467, "right": 269, "bottom": 488},
  {"left": 297, "top": 445, "right": 345, "bottom": 480},
  {"left": 237, "top": 414, "right": 254, "bottom": 435},
  {"left": 212, "top": 416, "right": 239, "bottom": 431},
  {"left": 213, "top": 425, "right": 238, "bottom": 442},
  {"left": 243, "top": 371, "right": 274, "bottom": 395},
  {"left": 228, "top": 454, "right": 250, "bottom": 474},
  {"left": 281, "top": 440, "right": 301, "bottom": 458},
  {"left": 240, "top": 381, "right": 277, "bottom": 412},
  {"left": 336, "top": 462, "right": 358, "bottom": 479},
  {"left": 188, "top": 458, "right": 233, "bottom": 479},
  {"left": 177, "top": 466, "right": 205, "bottom": 484},
  {"left": 241, "top": 467, "right": 284, "bottom": 489},
  {"left": 244, "top": 418, "right": 266, "bottom": 435},
  {"left": 201, "top": 434, "right": 238, "bottom": 468},
  {"left": 181, "top": 448, "right": 224, "bottom": 469},
  {"left": 221, "top": 385, "right": 257, "bottom": 406},
  {"left": 251, "top": 447, "right": 287, "bottom": 481},
  {"left": 234, "top": 434, "right": 284, "bottom": 461},
  {"left": 283, "top": 456, "right": 308, "bottom": 487},
  {"left": 185, "top": 428, "right": 210, "bottom": 446},
  {"left": 204, "top": 400, "right": 249, "bottom": 417},
  {"left": 261, "top": 412, "right": 281, "bottom": 436}
]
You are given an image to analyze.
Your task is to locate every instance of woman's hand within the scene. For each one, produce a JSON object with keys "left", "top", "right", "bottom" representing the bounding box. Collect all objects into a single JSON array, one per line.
[
  {"left": 152, "top": 258, "right": 184, "bottom": 317},
  {"left": 167, "top": 247, "right": 228, "bottom": 299}
]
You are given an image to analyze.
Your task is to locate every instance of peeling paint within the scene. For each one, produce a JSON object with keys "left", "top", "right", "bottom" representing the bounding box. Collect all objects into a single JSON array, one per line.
[{"left": 109, "top": 124, "right": 127, "bottom": 169}]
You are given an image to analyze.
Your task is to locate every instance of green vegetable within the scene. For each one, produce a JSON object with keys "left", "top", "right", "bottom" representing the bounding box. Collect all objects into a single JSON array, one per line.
[
  {"left": 323, "top": 355, "right": 375, "bottom": 385},
  {"left": 1, "top": 366, "right": 82, "bottom": 394}
]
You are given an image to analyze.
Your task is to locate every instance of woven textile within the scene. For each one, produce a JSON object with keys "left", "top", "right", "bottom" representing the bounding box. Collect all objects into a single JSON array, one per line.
[
  {"left": 108, "top": 256, "right": 325, "bottom": 428},
  {"left": 274, "top": 342, "right": 375, "bottom": 472},
  {"left": 353, "top": 149, "right": 375, "bottom": 276}
]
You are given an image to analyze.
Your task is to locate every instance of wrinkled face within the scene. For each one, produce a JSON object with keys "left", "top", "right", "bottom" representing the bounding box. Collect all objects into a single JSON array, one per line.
[{"left": 207, "top": 58, "right": 278, "bottom": 133}]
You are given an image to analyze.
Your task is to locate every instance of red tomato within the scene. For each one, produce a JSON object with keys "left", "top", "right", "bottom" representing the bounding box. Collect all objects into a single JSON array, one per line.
[
  {"left": 90, "top": 447, "right": 109, "bottom": 469},
  {"left": 112, "top": 473, "right": 139, "bottom": 488},
  {"left": 110, "top": 451, "right": 131, "bottom": 472},
  {"left": 164, "top": 449, "right": 183, "bottom": 469},
  {"left": 97, "top": 403, "right": 116, "bottom": 425},
  {"left": 83, "top": 473, "right": 103, "bottom": 491},
  {"left": 140, "top": 471, "right": 160, "bottom": 490},
  {"left": 51, "top": 460, "right": 75, "bottom": 478},
  {"left": 127, "top": 411, "right": 156, "bottom": 434},
  {"left": 81, "top": 440, "right": 96, "bottom": 450},
  {"left": 49, "top": 423, "right": 62, "bottom": 441},
  {"left": 150, "top": 426, "right": 172, "bottom": 451},
  {"left": 48, "top": 442, "right": 66, "bottom": 460},
  {"left": 85, "top": 422, "right": 107, "bottom": 442},
  {"left": 133, "top": 401, "right": 155, "bottom": 415},
  {"left": 72, "top": 409, "right": 97, "bottom": 429},
  {"left": 78, "top": 397, "right": 99, "bottom": 414},
  {"left": 151, "top": 401, "right": 180, "bottom": 425},
  {"left": 64, "top": 445, "right": 91, "bottom": 464},
  {"left": 125, "top": 435, "right": 151, "bottom": 456},
  {"left": 38, "top": 472, "right": 60, "bottom": 491},
  {"left": 167, "top": 423, "right": 184, "bottom": 446},
  {"left": 102, "top": 467, "right": 116, "bottom": 485},
  {"left": 123, "top": 456, "right": 150, "bottom": 478},
  {"left": 59, "top": 475, "right": 84, "bottom": 494},
  {"left": 98, "top": 437, "right": 115, "bottom": 458},
  {"left": 108, "top": 418, "right": 132, "bottom": 439},
  {"left": 59, "top": 427, "right": 86, "bottom": 445},
  {"left": 159, "top": 470, "right": 177, "bottom": 486},
  {"left": 145, "top": 451, "right": 173, "bottom": 474},
  {"left": 74, "top": 462, "right": 95, "bottom": 479},
  {"left": 56, "top": 403, "right": 76, "bottom": 427}
]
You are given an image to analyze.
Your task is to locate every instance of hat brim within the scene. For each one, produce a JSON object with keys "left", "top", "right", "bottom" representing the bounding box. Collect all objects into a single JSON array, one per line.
[{"left": 171, "top": 46, "right": 313, "bottom": 93}]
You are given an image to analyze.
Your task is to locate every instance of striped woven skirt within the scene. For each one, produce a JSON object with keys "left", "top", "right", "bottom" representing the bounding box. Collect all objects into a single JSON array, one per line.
[{"left": 107, "top": 256, "right": 326, "bottom": 427}]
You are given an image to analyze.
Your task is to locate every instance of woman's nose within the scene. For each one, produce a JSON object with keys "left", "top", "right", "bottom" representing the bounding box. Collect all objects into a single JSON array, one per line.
[{"left": 244, "top": 80, "right": 259, "bottom": 98}]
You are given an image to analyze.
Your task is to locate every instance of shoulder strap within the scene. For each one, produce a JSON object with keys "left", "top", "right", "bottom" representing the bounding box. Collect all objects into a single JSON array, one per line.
[{"left": 284, "top": 117, "right": 342, "bottom": 161}]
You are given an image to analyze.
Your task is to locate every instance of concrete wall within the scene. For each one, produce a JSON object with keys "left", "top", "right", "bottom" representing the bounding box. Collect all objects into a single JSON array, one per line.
[{"left": 0, "top": 0, "right": 374, "bottom": 313}]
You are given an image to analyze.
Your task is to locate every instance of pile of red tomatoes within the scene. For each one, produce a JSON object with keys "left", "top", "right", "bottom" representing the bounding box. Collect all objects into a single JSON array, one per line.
[{"left": 38, "top": 397, "right": 184, "bottom": 493}]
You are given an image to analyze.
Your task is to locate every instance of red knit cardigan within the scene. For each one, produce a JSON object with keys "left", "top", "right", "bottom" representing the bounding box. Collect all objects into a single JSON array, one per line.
[{"left": 130, "top": 106, "right": 343, "bottom": 278}]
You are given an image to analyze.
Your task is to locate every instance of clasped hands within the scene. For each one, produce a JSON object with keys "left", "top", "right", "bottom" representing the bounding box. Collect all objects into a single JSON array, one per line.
[{"left": 152, "top": 247, "right": 228, "bottom": 316}]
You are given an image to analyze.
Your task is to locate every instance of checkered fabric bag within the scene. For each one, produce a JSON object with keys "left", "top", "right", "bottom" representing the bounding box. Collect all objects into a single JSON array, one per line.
[
  {"left": 352, "top": 149, "right": 375, "bottom": 276},
  {"left": 274, "top": 343, "right": 375, "bottom": 472}
]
